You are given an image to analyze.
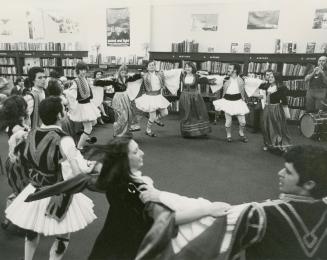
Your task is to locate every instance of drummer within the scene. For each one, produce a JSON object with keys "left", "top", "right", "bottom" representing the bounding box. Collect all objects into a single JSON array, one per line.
[{"left": 305, "top": 56, "right": 327, "bottom": 113}]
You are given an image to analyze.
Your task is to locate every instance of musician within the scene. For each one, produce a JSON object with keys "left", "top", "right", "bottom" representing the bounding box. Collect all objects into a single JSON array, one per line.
[{"left": 305, "top": 56, "right": 327, "bottom": 112}]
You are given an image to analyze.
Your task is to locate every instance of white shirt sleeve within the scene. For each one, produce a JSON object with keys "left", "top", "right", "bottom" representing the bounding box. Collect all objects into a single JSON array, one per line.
[
  {"left": 60, "top": 136, "right": 94, "bottom": 178},
  {"left": 24, "top": 94, "right": 34, "bottom": 117}
]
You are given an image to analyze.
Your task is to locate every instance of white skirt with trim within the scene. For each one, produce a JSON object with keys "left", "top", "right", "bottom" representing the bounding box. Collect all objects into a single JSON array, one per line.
[
  {"left": 135, "top": 94, "right": 170, "bottom": 113},
  {"left": 5, "top": 184, "right": 96, "bottom": 236},
  {"left": 213, "top": 98, "right": 249, "bottom": 116},
  {"left": 69, "top": 102, "right": 100, "bottom": 122}
]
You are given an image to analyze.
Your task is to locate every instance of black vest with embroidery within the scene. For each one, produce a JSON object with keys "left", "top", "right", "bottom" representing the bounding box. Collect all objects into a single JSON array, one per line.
[
  {"left": 24, "top": 128, "right": 67, "bottom": 187},
  {"left": 75, "top": 77, "right": 93, "bottom": 103},
  {"left": 246, "top": 200, "right": 327, "bottom": 260}
]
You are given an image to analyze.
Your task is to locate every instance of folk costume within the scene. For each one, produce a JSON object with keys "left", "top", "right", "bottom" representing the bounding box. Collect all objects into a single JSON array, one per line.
[
  {"left": 179, "top": 73, "right": 212, "bottom": 137},
  {"left": 69, "top": 76, "right": 100, "bottom": 149},
  {"left": 260, "top": 84, "right": 291, "bottom": 151},
  {"left": 135, "top": 71, "right": 170, "bottom": 136},
  {"left": 5, "top": 125, "right": 96, "bottom": 259},
  {"left": 213, "top": 76, "right": 249, "bottom": 142},
  {"left": 94, "top": 74, "right": 142, "bottom": 137}
]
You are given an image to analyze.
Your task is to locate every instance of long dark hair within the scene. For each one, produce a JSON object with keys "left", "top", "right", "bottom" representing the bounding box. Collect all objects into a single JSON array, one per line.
[
  {"left": 93, "top": 137, "right": 132, "bottom": 192},
  {"left": 271, "top": 71, "right": 283, "bottom": 89},
  {"left": 0, "top": 95, "right": 27, "bottom": 132}
]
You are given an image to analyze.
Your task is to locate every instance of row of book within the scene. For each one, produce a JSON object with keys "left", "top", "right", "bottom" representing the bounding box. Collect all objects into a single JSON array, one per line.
[
  {"left": 0, "top": 42, "right": 82, "bottom": 51},
  {"left": 247, "top": 62, "right": 278, "bottom": 74},
  {"left": 287, "top": 96, "right": 305, "bottom": 108},
  {"left": 200, "top": 61, "right": 244, "bottom": 74},
  {"left": 88, "top": 55, "right": 145, "bottom": 66},
  {"left": 306, "top": 42, "right": 327, "bottom": 54},
  {"left": 282, "top": 63, "right": 313, "bottom": 76},
  {"left": 0, "top": 66, "right": 17, "bottom": 74},
  {"left": 289, "top": 108, "right": 305, "bottom": 120},
  {"left": 40, "top": 58, "right": 57, "bottom": 67},
  {"left": 171, "top": 40, "right": 199, "bottom": 53},
  {"left": 0, "top": 57, "right": 15, "bottom": 65},
  {"left": 63, "top": 69, "right": 78, "bottom": 77},
  {"left": 283, "top": 79, "right": 306, "bottom": 91},
  {"left": 62, "top": 58, "right": 83, "bottom": 67},
  {"left": 154, "top": 61, "right": 179, "bottom": 71}
]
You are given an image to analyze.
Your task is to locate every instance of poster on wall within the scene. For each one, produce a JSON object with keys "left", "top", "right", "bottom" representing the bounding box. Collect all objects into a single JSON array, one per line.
[
  {"left": 191, "top": 14, "right": 218, "bottom": 31},
  {"left": 0, "top": 18, "right": 13, "bottom": 36},
  {"left": 26, "top": 9, "right": 45, "bottom": 40},
  {"left": 106, "top": 8, "right": 130, "bottom": 47},
  {"left": 43, "top": 10, "right": 80, "bottom": 34},
  {"left": 313, "top": 9, "right": 327, "bottom": 29},
  {"left": 247, "top": 10, "right": 279, "bottom": 29}
]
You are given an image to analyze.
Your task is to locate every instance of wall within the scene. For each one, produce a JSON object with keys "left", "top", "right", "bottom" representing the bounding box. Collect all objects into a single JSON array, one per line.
[
  {"left": 0, "top": 0, "right": 151, "bottom": 59},
  {"left": 150, "top": 0, "right": 327, "bottom": 53}
]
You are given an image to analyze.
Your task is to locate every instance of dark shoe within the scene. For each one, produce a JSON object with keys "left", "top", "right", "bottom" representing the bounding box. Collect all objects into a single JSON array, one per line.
[
  {"left": 86, "top": 136, "right": 97, "bottom": 144},
  {"left": 145, "top": 131, "right": 157, "bottom": 137},
  {"left": 240, "top": 135, "right": 248, "bottom": 143},
  {"left": 130, "top": 127, "right": 141, "bottom": 132},
  {"left": 154, "top": 120, "right": 165, "bottom": 127},
  {"left": 226, "top": 137, "right": 232, "bottom": 143},
  {"left": 1, "top": 219, "right": 10, "bottom": 230}
]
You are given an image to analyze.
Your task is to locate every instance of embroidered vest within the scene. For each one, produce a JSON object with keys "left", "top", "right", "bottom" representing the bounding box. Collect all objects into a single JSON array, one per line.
[{"left": 75, "top": 76, "right": 93, "bottom": 102}]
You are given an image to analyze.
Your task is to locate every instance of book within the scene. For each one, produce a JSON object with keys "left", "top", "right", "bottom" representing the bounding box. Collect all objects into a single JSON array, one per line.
[
  {"left": 306, "top": 42, "right": 316, "bottom": 54},
  {"left": 244, "top": 43, "right": 251, "bottom": 53},
  {"left": 230, "top": 43, "right": 239, "bottom": 53},
  {"left": 274, "top": 39, "right": 281, "bottom": 53}
]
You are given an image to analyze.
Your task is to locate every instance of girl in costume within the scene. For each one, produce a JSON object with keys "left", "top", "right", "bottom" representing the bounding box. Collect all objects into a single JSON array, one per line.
[
  {"left": 260, "top": 71, "right": 291, "bottom": 152},
  {"left": 179, "top": 62, "right": 214, "bottom": 137},
  {"left": 94, "top": 65, "right": 142, "bottom": 137}
]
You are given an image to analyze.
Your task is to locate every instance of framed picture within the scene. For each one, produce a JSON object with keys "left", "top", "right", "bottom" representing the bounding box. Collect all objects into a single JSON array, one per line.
[
  {"left": 247, "top": 10, "right": 279, "bottom": 29},
  {"left": 107, "top": 8, "right": 130, "bottom": 47}
]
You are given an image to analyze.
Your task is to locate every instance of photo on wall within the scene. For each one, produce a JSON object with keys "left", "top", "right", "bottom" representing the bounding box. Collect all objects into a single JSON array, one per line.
[
  {"left": 43, "top": 10, "right": 80, "bottom": 34},
  {"left": 247, "top": 10, "right": 279, "bottom": 29},
  {"left": 106, "top": 8, "right": 130, "bottom": 47},
  {"left": 191, "top": 14, "right": 218, "bottom": 32},
  {"left": 313, "top": 9, "right": 327, "bottom": 29},
  {"left": 26, "top": 8, "right": 45, "bottom": 40}
]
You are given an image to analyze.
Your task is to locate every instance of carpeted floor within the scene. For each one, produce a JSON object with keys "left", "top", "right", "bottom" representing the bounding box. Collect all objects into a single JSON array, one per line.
[{"left": 0, "top": 114, "right": 326, "bottom": 259}]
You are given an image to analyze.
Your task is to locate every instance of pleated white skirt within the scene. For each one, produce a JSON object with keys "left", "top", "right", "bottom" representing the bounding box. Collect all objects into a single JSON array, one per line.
[
  {"left": 5, "top": 184, "right": 97, "bottom": 236},
  {"left": 135, "top": 94, "right": 170, "bottom": 113},
  {"left": 213, "top": 99, "right": 249, "bottom": 116},
  {"left": 69, "top": 102, "right": 100, "bottom": 122}
]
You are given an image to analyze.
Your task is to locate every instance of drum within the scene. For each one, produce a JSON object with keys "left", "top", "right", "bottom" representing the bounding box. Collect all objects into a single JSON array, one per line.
[{"left": 300, "top": 112, "right": 327, "bottom": 138}]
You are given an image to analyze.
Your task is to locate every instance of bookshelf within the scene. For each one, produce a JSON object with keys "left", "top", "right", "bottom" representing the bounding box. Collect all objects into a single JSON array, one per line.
[
  {"left": 149, "top": 52, "right": 324, "bottom": 120},
  {"left": 0, "top": 50, "right": 88, "bottom": 81}
]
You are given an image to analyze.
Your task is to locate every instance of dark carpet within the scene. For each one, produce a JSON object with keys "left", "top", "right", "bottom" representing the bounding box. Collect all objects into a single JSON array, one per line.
[{"left": 0, "top": 114, "right": 325, "bottom": 259}]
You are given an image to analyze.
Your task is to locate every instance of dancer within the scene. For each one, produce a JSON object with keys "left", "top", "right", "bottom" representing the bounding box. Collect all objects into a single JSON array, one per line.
[
  {"left": 135, "top": 61, "right": 170, "bottom": 137},
  {"left": 0, "top": 95, "right": 30, "bottom": 229},
  {"left": 69, "top": 61, "right": 100, "bottom": 150},
  {"left": 260, "top": 71, "right": 291, "bottom": 152},
  {"left": 213, "top": 63, "right": 249, "bottom": 142},
  {"left": 179, "top": 62, "right": 213, "bottom": 137},
  {"left": 5, "top": 97, "right": 97, "bottom": 260},
  {"left": 93, "top": 65, "right": 142, "bottom": 137},
  {"left": 23, "top": 67, "right": 46, "bottom": 129}
]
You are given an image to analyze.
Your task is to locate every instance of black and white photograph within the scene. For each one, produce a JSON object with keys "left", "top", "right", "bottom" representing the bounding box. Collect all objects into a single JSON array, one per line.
[
  {"left": 106, "top": 8, "right": 130, "bottom": 47},
  {"left": 313, "top": 8, "right": 327, "bottom": 29},
  {"left": 247, "top": 10, "right": 280, "bottom": 29},
  {"left": 0, "top": 0, "right": 327, "bottom": 260},
  {"left": 191, "top": 14, "right": 218, "bottom": 31}
]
